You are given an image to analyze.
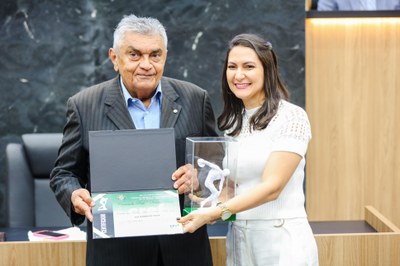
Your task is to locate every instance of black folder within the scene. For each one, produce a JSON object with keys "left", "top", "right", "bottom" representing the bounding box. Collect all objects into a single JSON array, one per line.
[{"left": 88, "top": 128, "right": 176, "bottom": 193}]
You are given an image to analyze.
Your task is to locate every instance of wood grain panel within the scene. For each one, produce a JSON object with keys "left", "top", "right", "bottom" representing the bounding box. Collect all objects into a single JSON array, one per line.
[
  {"left": 365, "top": 205, "right": 400, "bottom": 233},
  {"left": 0, "top": 240, "right": 86, "bottom": 266},
  {"left": 305, "top": 17, "right": 400, "bottom": 225},
  {"left": 210, "top": 237, "right": 227, "bottom": 266},
  {"left": 315, "top": 233, "right": 400, "bottom": 266},
  {"left": 1, "top": 207, "right": 399, "bottom": 266},
  {"left": 0, "top": 239, "right": 227, "bottom": 266}
]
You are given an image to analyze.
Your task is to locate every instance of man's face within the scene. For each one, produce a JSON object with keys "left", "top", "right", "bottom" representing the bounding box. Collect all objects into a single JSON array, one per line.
[{"left": 109, "top": 32, "right": 167, "bottom": 100}]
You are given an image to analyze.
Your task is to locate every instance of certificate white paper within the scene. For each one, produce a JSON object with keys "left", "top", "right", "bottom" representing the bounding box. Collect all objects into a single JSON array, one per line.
[{"left": 92, "top": 190, "right": 183, "bottom": 239}]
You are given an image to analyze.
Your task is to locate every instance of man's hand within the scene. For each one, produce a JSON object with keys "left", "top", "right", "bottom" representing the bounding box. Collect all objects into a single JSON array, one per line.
[
  {"left": 71, "top": 188, "right": 95, "bottom": 222},
  {"left": 171, "top": 164, "right": 199, "bottom": 194}
]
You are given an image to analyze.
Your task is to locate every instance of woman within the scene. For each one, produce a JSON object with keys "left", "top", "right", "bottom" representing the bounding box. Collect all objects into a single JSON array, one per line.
[{"left": 179, "top": 33, "right": 318, "bottom": 265}]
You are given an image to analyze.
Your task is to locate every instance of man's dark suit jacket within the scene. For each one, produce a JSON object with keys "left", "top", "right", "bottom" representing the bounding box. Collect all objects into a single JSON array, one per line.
[{"left": 50, "top": 76, "right": 217, "bottom": 266}]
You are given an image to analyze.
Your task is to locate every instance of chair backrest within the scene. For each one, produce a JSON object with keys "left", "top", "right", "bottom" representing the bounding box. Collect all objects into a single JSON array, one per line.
[{"left": 6, "top": 133, "right": 71, "bottom": 227}]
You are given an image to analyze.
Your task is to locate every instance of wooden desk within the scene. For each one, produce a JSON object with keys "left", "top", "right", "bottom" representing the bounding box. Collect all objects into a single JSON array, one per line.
[
  {"left": 1, "top": 206, "right": 399, "bottom": 266},
  {"left": 0, "top": 238, "right": 225, "bottom": 266},
  {"left": 0, "top": 240, "right": 86, "bottom": 266},
  {"left": 313, "top": 206, "right": 400, "bottom": 266},
  {"left": 210, "top": 206, "right": 400, "bottom": 266}
]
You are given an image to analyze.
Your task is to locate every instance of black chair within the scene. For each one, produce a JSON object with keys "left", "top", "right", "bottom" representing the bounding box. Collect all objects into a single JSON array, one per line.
[{"left": 5, "top": 133, "right": 71, "bottom": 227}]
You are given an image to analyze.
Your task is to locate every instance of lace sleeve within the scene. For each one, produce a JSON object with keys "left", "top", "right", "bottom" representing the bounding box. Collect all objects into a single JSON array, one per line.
[
  {"left": 271, "top": 103, "right": 311, "bottom": 156},
  {"left": 278, "top": 107, "right": 311, "bottom": 142}
]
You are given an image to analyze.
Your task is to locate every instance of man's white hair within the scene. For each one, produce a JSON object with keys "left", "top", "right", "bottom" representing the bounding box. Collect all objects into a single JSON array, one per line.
[{"left": 113, "top": 14, "right": 168, "bottom": 54}]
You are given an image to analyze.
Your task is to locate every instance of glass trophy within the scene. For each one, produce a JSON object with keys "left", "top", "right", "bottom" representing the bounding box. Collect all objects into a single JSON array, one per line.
[{"left": 184, "top": 137, "right": 238, "bottom": 221}]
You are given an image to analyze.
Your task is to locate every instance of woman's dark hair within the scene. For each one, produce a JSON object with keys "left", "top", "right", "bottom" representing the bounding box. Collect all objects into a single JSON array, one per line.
[{"left": 217, "top": 33, "right": 290, "bottom": 136}]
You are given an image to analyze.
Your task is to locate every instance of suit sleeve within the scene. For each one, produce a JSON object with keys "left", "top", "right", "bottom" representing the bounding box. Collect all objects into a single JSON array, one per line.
[
  {"left": 202, "top": 91, "right": 218, "bottom": 137},
  {"left": 50, "top": 97, "right": 87, "bottom": 226}
]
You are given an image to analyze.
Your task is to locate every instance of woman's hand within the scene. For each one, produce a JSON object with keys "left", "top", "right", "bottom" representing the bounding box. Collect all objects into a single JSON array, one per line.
[{"left": 178, "top": 207, "right": 221, "bottom": 233}]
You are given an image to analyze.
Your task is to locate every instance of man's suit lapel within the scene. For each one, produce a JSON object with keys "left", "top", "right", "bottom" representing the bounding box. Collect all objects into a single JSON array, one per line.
[
  {"left": 102, "top": 77, "right": 181, "bottom": 129},
  {"left": 104, "top": 77, "right": 135, "bottom": 130},
  {"left": 161, "top": 78, "right": 182, "bottom": 128}
]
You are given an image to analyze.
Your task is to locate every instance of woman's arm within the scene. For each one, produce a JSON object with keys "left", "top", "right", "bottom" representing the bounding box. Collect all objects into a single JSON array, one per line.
[{"left": 179, "top": 150, "right": 302, "bottom": 233}]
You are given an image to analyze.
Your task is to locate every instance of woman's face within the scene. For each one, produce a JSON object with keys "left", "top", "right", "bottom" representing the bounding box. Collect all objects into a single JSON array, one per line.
[{"left": 226, "top": 46, "right": 265, "bottom": 109}]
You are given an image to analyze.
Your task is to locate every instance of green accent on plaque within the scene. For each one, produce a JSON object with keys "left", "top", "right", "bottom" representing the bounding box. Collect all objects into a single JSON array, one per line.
[
  {"left": 182, "top": 207, "right": 236, "bottom": 221},
  {"left": 183, "top": 207, "right": 196, "bottom": 216},
  {"left": 226, "top": 214, "right": 236, "bottom": 221}
]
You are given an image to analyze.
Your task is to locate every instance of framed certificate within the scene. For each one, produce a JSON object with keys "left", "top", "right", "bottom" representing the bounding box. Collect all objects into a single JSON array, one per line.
[
  {"left": 89, "top": 129, "right": 182, "bottom": 238},
  {"left": 92, "top": 190, "right": 183, "bottom": 238}
]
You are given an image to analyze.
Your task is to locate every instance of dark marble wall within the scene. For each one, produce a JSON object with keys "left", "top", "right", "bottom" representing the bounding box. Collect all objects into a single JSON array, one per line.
[{"left": 0, "top": 0, "right": 305, "bottom": 226}]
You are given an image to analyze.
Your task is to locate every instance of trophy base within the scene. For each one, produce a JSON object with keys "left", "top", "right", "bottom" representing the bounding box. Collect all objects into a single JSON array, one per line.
[{"left": 183, "top": 207, "right": 236, "bottom": 221}]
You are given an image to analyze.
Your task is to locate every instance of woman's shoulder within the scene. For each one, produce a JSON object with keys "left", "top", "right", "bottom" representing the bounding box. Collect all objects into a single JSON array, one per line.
[{"left": 279, "top": 100, "right": 308, "bottom": 120}]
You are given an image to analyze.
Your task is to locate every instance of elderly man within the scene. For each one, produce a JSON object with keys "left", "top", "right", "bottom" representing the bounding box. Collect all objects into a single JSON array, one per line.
[{"left": 50, "top": 14, "right": 216, "bottom": 266}]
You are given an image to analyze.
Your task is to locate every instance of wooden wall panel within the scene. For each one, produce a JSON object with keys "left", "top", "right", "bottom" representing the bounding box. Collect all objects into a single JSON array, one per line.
[
  {"left": 315, "top": 233, "right": 400, "bottom": 266},
  {"left": 305, "top": 17, "right": 400, "bottom": 225},
  {"left": 0, "top": 241, "right": 86, "bottom": 266}
]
